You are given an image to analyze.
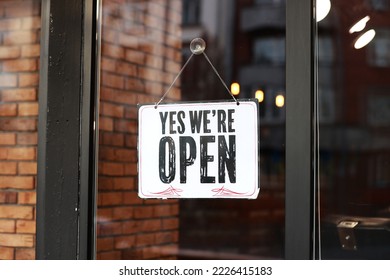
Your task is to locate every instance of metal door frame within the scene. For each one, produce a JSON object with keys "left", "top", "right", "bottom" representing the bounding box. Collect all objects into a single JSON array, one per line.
[{"left": 36, "top": 0, "right": 315, "bottom": 260}]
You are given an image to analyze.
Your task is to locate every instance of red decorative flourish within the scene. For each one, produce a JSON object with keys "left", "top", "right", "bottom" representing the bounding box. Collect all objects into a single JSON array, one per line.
[
  {"left": 151, "top": 186, "right": 183, "bottom": 197},
  {"left": 211, "top": 186, "right": 247, "bottom": 197}
]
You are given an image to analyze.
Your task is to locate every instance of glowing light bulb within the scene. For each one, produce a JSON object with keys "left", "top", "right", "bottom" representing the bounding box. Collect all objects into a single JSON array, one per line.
[
  {"left": 231, "top": 82, "right": 240, "bottom": 96},
  {"left": 275, "top": 94, "right": 285, "bottom": 108},
  {"left": 255, "top": 90, "right": 264, "bottom": 102},
  {"left": 349, "top": 16, "right": 370, "bottom": 34},
  {"left": 354, "top": 29, "right": 376, "bottom": 49},
  {"left": 317, "top": 0, "right": 331, "bottom": 22}
]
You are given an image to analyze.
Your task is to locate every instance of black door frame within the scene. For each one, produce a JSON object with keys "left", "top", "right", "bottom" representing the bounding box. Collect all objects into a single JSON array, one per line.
[
  {"left": 285, "top": 0, "right": 316, "bottom": 259},
  {"left": 36, "top": 0, "right": 100, "bottom": 259},
  {"left": 36, "top": 0, "right": 315, "bottom": 259}
]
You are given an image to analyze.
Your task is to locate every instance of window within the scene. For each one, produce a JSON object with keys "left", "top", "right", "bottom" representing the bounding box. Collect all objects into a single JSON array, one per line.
[
  {"left": 371, "top": 0, "right": 389, "bottom": 11},
  {"left": 369, "top": 29, "right": 390, "bottom": 67},
  {"left": 182, "top": 0, "right": 201, "bottom": 26},
  {"left": 255, "top": 0, "right": 284, "bottom": 6},
  {"left": 254, "top": 37, "right": 285, "bottom": 65},
  {"left": 318, "top": 36, "right": 334, "bottom": 65}
]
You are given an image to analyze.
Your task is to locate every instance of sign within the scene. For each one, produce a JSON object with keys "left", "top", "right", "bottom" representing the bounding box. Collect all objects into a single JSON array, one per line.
[{"left": 138, "top": 99, "right": 259, "bottom": 199}]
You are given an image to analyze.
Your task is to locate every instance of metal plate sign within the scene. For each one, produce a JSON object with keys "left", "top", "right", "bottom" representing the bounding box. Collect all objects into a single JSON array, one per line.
[{"left": 138, "top": 99, "right": 259, "bottom": 199}]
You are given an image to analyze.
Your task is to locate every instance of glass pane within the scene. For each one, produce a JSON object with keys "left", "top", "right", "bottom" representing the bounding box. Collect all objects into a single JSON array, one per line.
[
  {"left": 0, "top": 0, "right": 41, "bottom": 260},
  {"left": 97, "top": 0, "right": 286, "bottom": 259},
  {"left": 317, "top": 0, "right": 390, "bottom": 259}
]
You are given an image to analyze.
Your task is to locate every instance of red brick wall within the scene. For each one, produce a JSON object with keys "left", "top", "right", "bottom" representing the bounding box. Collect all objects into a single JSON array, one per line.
[
  {"left": 97, "top": 0, "right": 182, "bottom": 259},
  {"left": 0, "top": 0, "right": 40, "bottom": 260}
]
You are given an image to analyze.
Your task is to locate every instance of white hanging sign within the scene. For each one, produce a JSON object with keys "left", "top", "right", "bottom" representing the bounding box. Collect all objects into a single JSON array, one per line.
[{"left": 138, "top": 99, "right": 260, "bottom": 199}]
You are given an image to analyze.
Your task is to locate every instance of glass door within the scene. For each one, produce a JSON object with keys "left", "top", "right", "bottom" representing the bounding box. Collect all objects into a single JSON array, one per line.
[
  {"left": 317, "top": 0, "right": 390, "bottom": 259},
  {"left": 96, "top": 0, "right": 286, "bottom": 260}
]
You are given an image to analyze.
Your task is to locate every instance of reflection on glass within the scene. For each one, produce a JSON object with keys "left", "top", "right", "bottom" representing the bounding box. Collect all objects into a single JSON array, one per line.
[
  {"left": 354, "top": 29, "right": 376, "bottom": 49},
  {"left": 275, "top": 94, "right": 284, "bottom": 108},
  {"left": 98, "top": 0, "right": 286, "bottom": 260},
  {"left": 318, "top": 0, "right": 390, "bottom": 259},
  {"left": 256, "top": 90, "right": 265, "bottom": 102},
  {"left": 231, "top": 82, "right": 240, "bottom": 96},
  {"left": 316, "top": 0, "right": 331, "bottom": 22},
  {"left": 349, "top": 16, "right": 370, "bottom": 34}
]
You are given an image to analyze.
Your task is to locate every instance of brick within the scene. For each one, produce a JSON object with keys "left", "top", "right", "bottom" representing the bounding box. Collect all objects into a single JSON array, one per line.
[
  {"left": 98, "top": 192, "right": 123, "bottom": 206},
  {"left": 162, "top": 218, "right": 179, "bottom": 230},
  {"left": 0, "top": 133, "right": 16, "bottom": 145},
  {"left": 17, "top": 133, "right": 37, "bottom": 145},
  {"left": 1, "top": 88, "right": 36, "bottom": 102},
  {"left": 153, "top": 205, "right": 172, "bottom": 217},
  {"left": 18, "top": 162, "right": 37, "bottom": 175},
  {"left": 18, "top": 191, "right": 36, "bottom": 205},
  {"left": 100, "top": 88, "right": 136, "bottom": 105},
  {"left": 122, "top": 192, "right": 141, "bottom": 205},
  {"left": 135, "top": 233, "right": 155, "bottom": 247},
  {"left": 116, "top": 62, "right": 137, "bottom": 76},
  {"left": 114, "top": 235, "right": 135, "bottom": 249},
  {"left": 21, "top": 45, "right": 40, "bottom": 58},
  {"left": 0, "top": 147, "right": 35, "bottom": 160},
  {"left": 124, "top": 107, "right": 137, "bottom": 119},
  {"left": 114, "top": 119, "right": 137, "bottom": 133},
  {"left": 112, "top": 206, "right": 133, "bottom": 220},
  {"left": 5, "top": 2, "right": 40, "bottom": 17},
  {"left": 140, "top": 219, "right": 162, "bottom": 232},
  {"left": 102, "top": 43, "right": 124, "bottom": 60},
  {"left": 134, "top": 206, "right": 154, "bottom": 219},
  {"left": 97, "top": 176, "right": 114, "bottom": 191},
  {"left": 122, "top": 221, "right": 138, "bottom": 235},
  {"left": 16, "top": 220, "right": 35, "bottom": 234},
  {"left": 15, "top": 248, "right": 35, "bottom": 260},
  {"left": 125, "top": 135, "right": 137, "bottom": 148},
  {"left": 4, "top": 31, "right": 38, "bottom": 45},
  {"left": 101, "top": 57, "right": 116, "bottom": 72},
  {"left": 97, "top": 251, "right": 121, "bottom": 260},
  {"left": 118, "top": 34, "right": 138, "bottom": 48},
  {"left": 0, "top": 46, "right": 20, "bottom": 59},
  {"left": 99, "top": 117, "right": 114, "bottom": 131},
  {"left": 155, "top": 231, "right": 175, "bottom": 244},
  {"left": 0, "top": 192, "right": 17, "bottom": 203},
  {"left": 113, "top": 177, "right": 135, "bottom": 190},
  {"left": 97, "top": 208, "right": 113, "bottom": 223},
  {"left": 0, "top": 247, "right": 14, "bottom": 260},
  {"left": 18, "top": 73, "right": 39, "bottom": 87},
  {"left": 102, "top": 73, "right": 125, "bottom": 89},
  {"left": 0, "top": 18, "right": 22, "bottom": 31},
  {"left": 100, "top": 147, "right": 136, "bottom": 163},
  {"left": 101, "top": 29, "right": 118, "bottom": 44},
  {"left": 101, "top": 102, "right": 124, "bottom": 118},
  {"left": 0, "top": 176, "right": 34, "bottom": 190},
  {"left": 18, "top": 103, "right": 38, "bottom": 116},
  {"left": 0, "top": 205, "right": 33, "bottom": 219},
  {"left": 97, "top": 237, "right": 114, "bottom": 251},
  {"left": 124, "top": 163, "right": 137, "bottom": 175},
  {"left": 0, "top": 162, "right": 17, "bottom": 175},
  {"left": 0, "top": 220, "right": 15, "bottom": 233},
  {"left": 0, "top": 74, "right": 17, "bottom": 88},
  {"left": 0, "top": 233, "right": 34, "bottom": 247},
  {"left": 98, "top": 162, "right": 124, "bottom": 176},
  {"left": 101, "top": 132, "right": 124, "bottom": 147},
  {"left": 0, "top": 119, "right": 37, "bottom": 131},
  {"left": 3, "top": 59, "right": 38, "bottom": 72},
  {"left": 0, "top": 103, "right": 17, "bottom": 116},
  {"left": 125, "top": 49, "right": 145, "bottom": 64},
  {"left": 125, "top": 77, "right": 144, "bottom": 92},
  {"left": 22, "top": 17, "right": 41, "bottom": 30},
  {"left": 97, "top": 222, "right": 122, "bottom": 236}
]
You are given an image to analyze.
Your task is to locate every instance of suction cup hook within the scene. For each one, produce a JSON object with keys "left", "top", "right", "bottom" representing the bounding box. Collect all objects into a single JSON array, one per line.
[{"left": 190, "top": 38, "right": 206, "bottom": 55}]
